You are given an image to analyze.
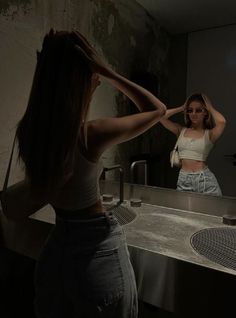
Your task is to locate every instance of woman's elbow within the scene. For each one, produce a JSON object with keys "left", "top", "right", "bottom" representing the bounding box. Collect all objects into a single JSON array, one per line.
[
  {"left": 159, "top": 104, "right": 167, "bottom": 117},
  {"left": 219, "top": 117, "right": 227, "bottom": 126}
]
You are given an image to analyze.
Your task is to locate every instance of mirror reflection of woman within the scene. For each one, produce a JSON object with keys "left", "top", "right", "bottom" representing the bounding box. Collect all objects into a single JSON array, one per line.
[{"left": 160, "top": 93, "right": 226, "bottom": 196}]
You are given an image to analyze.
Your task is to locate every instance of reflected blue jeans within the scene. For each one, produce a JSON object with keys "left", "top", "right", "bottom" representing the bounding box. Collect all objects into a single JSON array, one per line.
[
  {"left": 34, "top": 211, "right": 138, "bottom": 318},
  {"left": 177, "top": 167, "right": 222, "bottom": 196}
]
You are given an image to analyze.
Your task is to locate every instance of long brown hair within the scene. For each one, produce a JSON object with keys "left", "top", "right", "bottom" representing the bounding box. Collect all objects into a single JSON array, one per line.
[
  {"left": 184, "top": 93, "right": 214, "bottom": 129},
  {"left": 16, "top": 30, "right": 92, "bottom": 192}
]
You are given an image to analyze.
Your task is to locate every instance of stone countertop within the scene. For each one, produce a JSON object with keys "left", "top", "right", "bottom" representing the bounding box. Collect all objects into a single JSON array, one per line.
[
  {"left": 29, "top": 202, "right": 236, "bottom": 276},
  {"left": 123, "top": 203, "right": 236, "bottom": 276}
]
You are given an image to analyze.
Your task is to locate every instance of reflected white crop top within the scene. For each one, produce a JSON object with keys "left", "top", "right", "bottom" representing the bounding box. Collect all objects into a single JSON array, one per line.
[
  {"left": 50, "top": 148, "right": 103, "bottom": 210},
  {"left": 177, "top": 128, "right": 213, "bottom": 161}
]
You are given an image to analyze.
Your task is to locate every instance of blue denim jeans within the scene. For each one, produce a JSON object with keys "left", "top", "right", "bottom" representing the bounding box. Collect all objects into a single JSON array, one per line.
[
  {"left": 177, "top": 167, "right": 222, "bottom": 196},
  {"left": 34, "top": 211, "right": 138, "bottom": 318}
]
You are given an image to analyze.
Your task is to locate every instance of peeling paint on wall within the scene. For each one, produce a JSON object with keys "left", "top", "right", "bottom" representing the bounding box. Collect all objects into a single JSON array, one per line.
[
  {"left": 0, "top": 0, "right": 31, "bottom": 16},
  {"left": 91, "top": 0, "right": 122, "bottom": 67},
  {"left": 0, "top": 0, "right": 171, "bottom": 186},
  {"left": 88, "top": 0, "right": 170, "bottom": 182},
  {"left": 107, "top": 13, "right": 114, "bottom": 35}
]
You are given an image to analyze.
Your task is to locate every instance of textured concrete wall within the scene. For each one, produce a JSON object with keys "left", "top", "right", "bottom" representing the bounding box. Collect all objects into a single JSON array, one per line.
[{"left": 0, "top": 0, "right": 170, "bottom": 187}]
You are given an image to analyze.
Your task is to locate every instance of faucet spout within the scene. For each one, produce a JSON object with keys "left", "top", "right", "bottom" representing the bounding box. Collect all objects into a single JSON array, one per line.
[{"left": 130, "top": 160, "right": 147, "bottom": 185}]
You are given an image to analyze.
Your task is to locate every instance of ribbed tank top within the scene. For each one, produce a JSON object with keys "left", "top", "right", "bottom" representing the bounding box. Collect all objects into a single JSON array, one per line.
[
  {"left": 178, "top": 128, "right": 213, "bottom": 161},
  {"left": 50, "top": 148, "right": 103, "bottom": 210}
]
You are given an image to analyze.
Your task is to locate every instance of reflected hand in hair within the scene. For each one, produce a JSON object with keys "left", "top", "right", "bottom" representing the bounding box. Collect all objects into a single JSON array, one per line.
[
  {"left": 201, "top": 93, "right": 213, "bottom": 110},
  {"left": 181, "top": 100, "right": 188, "bottom": 113}
]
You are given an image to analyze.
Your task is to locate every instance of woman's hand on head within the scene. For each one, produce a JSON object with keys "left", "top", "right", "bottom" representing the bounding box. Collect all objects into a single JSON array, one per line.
[
  {"left": 72, "top": 30, "right": 114, "bottom": 77},
  {"left": 201, "top": 93, "right": 213, "bottom": 110},
  {"left": 181, "top": 101, "right": 187, "bottom": 112}
]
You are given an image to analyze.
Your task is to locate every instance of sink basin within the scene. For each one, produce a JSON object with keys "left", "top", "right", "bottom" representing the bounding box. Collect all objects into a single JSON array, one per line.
[
  {"left": 103, "top": 203, "right": 137, "bottom": 225},
  {"left": 190, "top": 227, "right": 236, "bottom": 271}
]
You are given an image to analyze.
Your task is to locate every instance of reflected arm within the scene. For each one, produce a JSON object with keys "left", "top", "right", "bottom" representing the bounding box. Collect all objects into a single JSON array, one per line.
[
  {"left": 159, "top": 106, "right": 184, "bottom": 136},
  {"left": 202, "top": 94, "right": 226, "bottom": 143}
]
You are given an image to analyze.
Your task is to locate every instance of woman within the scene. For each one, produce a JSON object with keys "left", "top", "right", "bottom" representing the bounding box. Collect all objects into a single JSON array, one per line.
[
  {"left": 160, "top": 93, "right": 226, "bottom": 196},
  {"left": 16, "top": 29, "right": 166, "bottom": 318}
]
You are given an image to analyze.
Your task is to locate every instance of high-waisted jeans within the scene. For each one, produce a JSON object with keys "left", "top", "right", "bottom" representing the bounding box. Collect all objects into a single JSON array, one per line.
[
  {"left": 34, "top": 211, "right": 138, "bottom": 318},
  {"left": 177, "top": 167, "right": 222, "bottom": 196}
]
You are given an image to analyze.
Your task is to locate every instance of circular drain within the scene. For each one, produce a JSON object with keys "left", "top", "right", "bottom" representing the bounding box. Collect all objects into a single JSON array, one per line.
[{"left": 190, "top": 227, "right": 236, "bottom": 271}]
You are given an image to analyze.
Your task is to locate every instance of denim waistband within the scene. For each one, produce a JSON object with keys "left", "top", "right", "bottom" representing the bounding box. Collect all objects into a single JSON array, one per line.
[
  {"left": 55, "top": 210, "right": 119, "bottom": 232},
  {"left": 179, "top": 167, "right": 209, "bottom": 175},
  {"left": 51, "top": 211, "right": 123, "bottom": 248}
]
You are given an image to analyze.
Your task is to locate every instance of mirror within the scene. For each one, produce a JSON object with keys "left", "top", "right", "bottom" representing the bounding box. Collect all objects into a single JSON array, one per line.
[
  {"left": 0, "top": 0, "right": 234, "bottom": 198},
  {"left": 105, "top": 1, "right": 236, "bottom": 198}
]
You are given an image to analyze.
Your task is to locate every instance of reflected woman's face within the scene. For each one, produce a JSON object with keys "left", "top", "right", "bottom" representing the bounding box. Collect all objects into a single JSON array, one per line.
[{"left": 186, "top": 101, "right": 207, "bottom": 125}]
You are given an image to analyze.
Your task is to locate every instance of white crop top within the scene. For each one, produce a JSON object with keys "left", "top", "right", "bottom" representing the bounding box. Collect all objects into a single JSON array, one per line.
[
  {"left": 177, "top": 128, "right": 213, "bottom": 161},
  {"left": 50, "top": 148, "right": 103, "bottom": 210}
]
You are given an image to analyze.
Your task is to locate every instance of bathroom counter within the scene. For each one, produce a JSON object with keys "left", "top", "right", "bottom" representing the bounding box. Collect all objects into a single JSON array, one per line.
[
  {"left": 25, "top": 201, "right": 236, "bottom": 276},
  {"left": 123, "top": 203, "right": 236, "bottom": 275},
  {"left": 1, "top": 201, "right": 235, "bottom": 313},
  {"left": 2, "top": 181, "right": 236, "bottom": 315},
  {"left": 122, "top": 203, "right": 236, "bottom": 313}
]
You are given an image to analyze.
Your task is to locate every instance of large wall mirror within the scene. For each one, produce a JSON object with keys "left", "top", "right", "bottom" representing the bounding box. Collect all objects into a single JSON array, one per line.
[
  {"left": 111, "top": 0, "right": 236, "bottom": 198},
  {"left": 0, "top": 0, "right": 235, "bottom": 199}
]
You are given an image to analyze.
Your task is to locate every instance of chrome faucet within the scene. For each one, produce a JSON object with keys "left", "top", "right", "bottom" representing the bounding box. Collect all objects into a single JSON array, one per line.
[
  {"left": 130, "top": 160, "right": 148, "bottom": 185},
  {"left": 103, "top": 165, "right": 124, "bottom": 204}
]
